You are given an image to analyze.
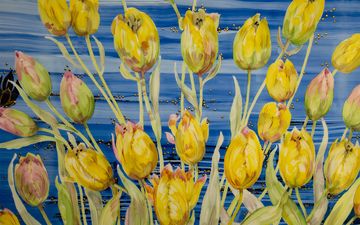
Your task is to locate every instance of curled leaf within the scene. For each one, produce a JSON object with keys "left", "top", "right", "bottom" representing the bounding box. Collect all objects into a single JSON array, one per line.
[
  {"left": 92, "top": 36, "right": 105, "bottom": 74},
  {"left": 45, "top": 36, "right": 80, "bottom": 69},
  {"left": 203, "top": 56, "right": 222, "bottom": 84},
  {"left": 174, "top": 62, "right": 198, "bottom": 108},
  {"left": 0, "top": 135, "right": 56, "bottom": 149},
  {"left": 230, "top": 76, "right": 242, "bottom": 138},
  {"left": 120, "top": 63, "right": 137, "bottom": 81}
]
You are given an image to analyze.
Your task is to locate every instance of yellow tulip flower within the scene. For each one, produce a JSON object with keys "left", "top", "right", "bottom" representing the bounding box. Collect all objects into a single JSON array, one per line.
[
  {"left": 224, "top": 127, "right": 264, "bottom": 190},
  {"left": 38, "top": 0, "right": 71, "bottom": 36},
  {"left": 233, "top": 13, "right": 271, "bottom": 70},
  {"left": 111, "top": 8, "right": 160, "bottom": 74},
  {"left": 113, "top": 121, "right": 158, "bottom": 180},
  {"left": 258, "top": 102, "right": 291, "bottom": 143},
  {"left": 354, "top": 184, "right": 360, "bottom": 217},
  {"left": 0, "top": 209, "right": 20, "bottom": 225},
  {"left": 283, "top": 0, "right": 325, "bottom": 45},
  {"left": 167, "top": 111, "right": 209, "bottom": 165},
  {"left": 181, "top": 9, "right": 219, "bottom": 76},
  {"left": 65, "top": 143, "right": 114, "bottom": 191},
  {"left": 265, "top": 59, "right": 298, "bottom": 102},
  {"left": 70, "top": 0, "right": 100, "bottom": 36},
  {"left": 343, "top": 85, "right": 360, "bottom": 131},
  {"left": 145, "top": 164, "right": 206, "bottom": 225},
  {"left": 324, "top": 140, "right": 360, "bottom": 195},
  {"left": 332, "top": 33, "right": 360, "bottom": 74},
  {"left": 279, "top": 128, "right": 315, "bottom": 188}
]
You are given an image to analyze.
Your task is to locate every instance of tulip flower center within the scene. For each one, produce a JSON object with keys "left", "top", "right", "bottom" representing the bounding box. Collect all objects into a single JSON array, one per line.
[
  {"left": 125, "top": 14, "right": 142, "bottom": 33},
  {"left": 192, "top": 11, "right": 205, "bottom": 29}
]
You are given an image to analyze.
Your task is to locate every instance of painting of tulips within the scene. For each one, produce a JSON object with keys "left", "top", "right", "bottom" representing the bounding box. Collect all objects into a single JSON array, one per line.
[{"left": 1, "top": 0, "right": 360, "bottom": 224}]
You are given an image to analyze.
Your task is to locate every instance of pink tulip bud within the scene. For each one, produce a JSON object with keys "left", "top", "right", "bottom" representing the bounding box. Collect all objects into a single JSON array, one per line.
[
  {"left": 14, "top": 51, "right": 52, "bottom": 101},
  {"left": 0, "top": 107, "right": 38, "bottom": 137},
  {"left": 304, "top": 68, "right": 334, "bottom": 121},
  {"left": 343, "top": 85, "right": 360, "bottom": 131},
  {"left": 15, "top": 153, "right": 49, "bottom": 206}
]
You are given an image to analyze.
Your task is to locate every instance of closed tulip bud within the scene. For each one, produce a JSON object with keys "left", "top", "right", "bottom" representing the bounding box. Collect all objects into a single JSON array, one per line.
[
  {"left": 113, "top": 121, "right": 158, "bottom": 180},
  {"left": 111, "top": 8, "right": 159, "bottom": 74},
  {"left": 283, "top": 0, "right": 325, "bottom": 45},
  {"left": 233, "top": 13, "right": 271, "bottom": 70},
  {"left": 258, "top": 102, "right": 291, "bottom": 143},
  {"left": 38, "top": 0, "right": 71, "bottom": 36},
  {"left": 324, "top": 140, "right": 360, "bottom": 195},
  {"left": 332, "top": 33, "right": 360, "bottom": 74},
  {"left": 224, "top": 127, "right": 264, "bottom": 190},
  {"left": 145, "top": 164, "right": 206, "bottom": 225},
  {"left": 65, "top": 143, "right": 114, "bottom": 191},
  {"left": 279, "top": 128, "right": 315, "bottom": 188},
  {"left": 329, "top": 141, "right": 360, "bottom": 194},
  {"left": 265, "top": 59, "right": 298, "bottom": 102},
  {"left": 70, "top": 0, "right": 100, "bottom": 36},
  {"left": 0, "top": 108, "right": 38, "bottom": 137},
  {"left": 15, "top": 153, "right": 49, "bottom": 207},
  {"left": 181, "top": 9, "right": 219, "bottom": 76},
  {"left": 60, "top": 71, "right": 94, "bottom": 124},
  {"left": 0, "top": 209, "right": 20, "bottom": 225},
  {"left": 15, "top": 51, "right": 52, "bottom": 101},
  {"left": 304, "top": 68, "right": 334, "bottom": 121},
  {"left": 354, "top": 185, "right": 360, "bottom": 217},
  {"left": 343, "top": 85, "right": 360, "bottom": 131},
  {"left": 167, "top": 111, "right": 209, "bottom": 165}
]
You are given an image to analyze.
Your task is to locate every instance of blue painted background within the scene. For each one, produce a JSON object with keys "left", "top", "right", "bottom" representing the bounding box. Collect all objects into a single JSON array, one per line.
[{"left": 1, "top": 0, "right": 360, "bottom": 224}]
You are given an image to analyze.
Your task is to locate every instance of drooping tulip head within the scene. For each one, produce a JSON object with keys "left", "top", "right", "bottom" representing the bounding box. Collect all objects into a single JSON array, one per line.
[
  {"left": 265, "top": 59, "right": 298, "bottom": 102},
  {"left": 15, "top": 153, "right": 49, "bottom": 207},
  {"left": 258, "top": 102, "right": 291, "bottom": 143},
  {"left": 343, "top": 85, "right": 360, "bottom": 131},
  {"left": 167, "top": 111, "right": 209, "bottom": 165},
  {"left": 65, "top": 143, "right": 114, "bottom": 191},
  {"left": 181, "top": 9, "right": 219, "bottom": 76},
  {"left": 70, "top": 0, "right": 100, "bottom": 36},
  {"left": 0, "top": 209, "right": 20, "bottom": 225},
  {"left": 113, "top": 121, "right": 158, "bottom": 180},
  {"left": 38, "top": 0, "right": 71, "bottom": 36},
  {"left": 15, "top": 51, "right": 52, "bottom": 101},
  {"left": 304, "top": 68, "right": 334, "bottom": 121},
  {"left": 324, "top": 140, "right": 360, "bottom": 195},
  {"left": 60, "top": 71, "right": 95, "bottom": 124},
  {"left": 279, "top": 128, "right": 315, "bottom": 188},
  {"left": 233, "top": 13, "right": 271, "bottom": 70},
  {"left": 0, "top": 108, "right": 38, "bottom": 137},
  {"left": 332, "top": 33, "right": 360, "bottom": 74},
  {"left": 283, "top": 0, "right": 325, "bottom": 45},
  {"left": 111, "top": 8, "right": 160, "bottom": 74},
  {"left": 224, "top": 127, "right": 264, "bottom": 190},
  {"left": 145, "top": 165, "right": 206, "bottom": 225}
]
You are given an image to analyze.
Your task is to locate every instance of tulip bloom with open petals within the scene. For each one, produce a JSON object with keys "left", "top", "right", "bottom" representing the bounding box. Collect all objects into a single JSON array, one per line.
[
  {"left": 283, "top": 0, "right": 325, "bottom": 45},
  {"left": 332, "top": 33, "right": 360, "bottom": 74},
  {"left": 112, "top": 8, "right": 159, "bottom": 74},
  {"left": 224, "top": 127, "right": 264, "bottom": 190},
  {"left": 181, "top": 9, "right": 219, "bottom": 76},
  {"left": 145, "top": 165, "right": 206, "bottom": 225},
  {"left": 113, "top": 121, "right": 158, "bottom": 180},
  {"left": 233, "top": 13, "right": 271, "bottom": 70},
  {"left": 279, "top": 128, "right": 315, "bottom": 188}
]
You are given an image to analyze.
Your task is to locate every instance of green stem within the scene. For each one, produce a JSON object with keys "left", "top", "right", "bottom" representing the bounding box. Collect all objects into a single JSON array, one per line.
[
  {"left": 194, "top": 163, "right": 199, "bottom": 181},
  {"left": 227, "top": 196, "right": 238, "bottom": 215},
  {"left": 78, "top": 184, "right": 88, "bottom": 225},
  {"left": 346, "top": 216, "right": 357, "bottom": 225},
  {"left": 311, "top": 120, "right": 317, "bottom": 138},
  {"left": 84, "top": 123, "right": 103, "bottom": 154},
  {"left": 264, "top": 142, "right": 272, "bottom": 155},
  {"left": 192, "top": 0, "right": 197, "bottom": 11},
  {"left": 121, "top": 0, "right": 127, "bottom": 11},
  {"left": 180, "top": 65, "right": 186, "bottom": 116},
  {"left": 113, "top": 184, "right": 128, "bottom": 195},
  {"left": 136, "top": 77, "right": 144, "bottom": 126},
  {"left": 140, "top": 76, "right": 164, "bottom": 171},
  {"left": 65, "top": 34, "right": 125, "bottom": 125},
  {"left": 287, "top": 35, "right": 314, "bottom": 108},
  {"left": 303, "top": 116, "right": 309, "bottom": 130},
  {"left": 296, "top": 188, "right": 307, "bottom": 217},
  {"left": 258, "top": 188, "right": 268, "bottom": 201},
  {"left": 170, "top": 2, "right": 182, "bottom": 22},
  {"left": 85, "top": 35, "right": 126, "bottom": 124},
  {"left": 221, "top": 181, "right": 229, "bottom": 208},
  {"left": 198, "top": 76, "right": 204, "bottom": 120},
  {"left": 349, "top": 129, "right": 354, "bottom": 141},
  {"left": 332, "top": 69, "right": 338, "bottom": 77},
  {"left": 228, "top": 190, "right": 243, "bottom": 225},
  {"left": 276, "top": 40, "right": 290, "bottom": 61},
  {"left": 140, "top": 180, "right": 154, "bottom": 225},
  {"left": 39, "top": 128, "right": 72, "bottom": 150},
  {"left": 242, "top": 70, "right": 251, "bottom": 126},
  {"left": 38, "top": 204, "right": 52, "bottom": 225},
  {"left": 342, "top": 128, "right": 349, "bottom": 140}
]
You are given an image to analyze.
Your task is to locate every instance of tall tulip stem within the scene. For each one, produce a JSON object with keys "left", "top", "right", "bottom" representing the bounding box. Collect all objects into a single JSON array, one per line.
[
  {"left": 306, "top": 188, "right": 328, "bottom": 222},
  {"left": 39, "top": 128, "right": 72, "bottom": 150},
  {"left": 241, "top": 70, "right": 252, "bottom": 126},
  {"left": 140, "top": 180, "right": 154, "bottom": 225},
  {"left": 221, "top": 181, "right": 229, "bottom": 209},
  {"left": 198, "top": 76, "right": 204, "bottom": 120},
  {"left": 296, "top": 187, "right": 308, "bottom": 217},
  {"left": 348, "top": 129, "right": 354, "bottom": 141},
  {"left": 170, "top": 2, "right": 182, "bottom": 22},
  {"left": 287, "top": 35, "right": 315, "bottom": 108},
  {"left": 346, "top": 216, "right": 356, "bottom": 225},
  {"left": 341, "top": 128, "right": 349, "bottom": 140},
  {"left": 84, "top": 123, "right": 103, "bottom": 154},
  {"left": 78, "top": 184, "right": 88, "bottom": 225},
  {"left": 38, "top": 204, "right": 52, "bottom": 225},
  {"left": 65, "top": 34, "right": 126, "bottom": 125},
  {"left": 303, "top": 116, "right": 309, "bottom": 129},
  {"left": 180, "top": 65, "right": 186, "bottom": 116},
  {"left": 192, "top": 0, "right": 197, "bottom": 11},
  {"left": 332, "top": 69, "right": 338, "bottom": 76},
  {"left": 121, "top": 0, "right": 127, "bottom": 11},
  {"left": 311, "top": 120, "right": 317, "bottom": 138},
  {"left": 136, "top": 75, "right": 145, "bottom": 126},
  {"left": 228, "top": 190, "right": 243, "bottom": 225}
]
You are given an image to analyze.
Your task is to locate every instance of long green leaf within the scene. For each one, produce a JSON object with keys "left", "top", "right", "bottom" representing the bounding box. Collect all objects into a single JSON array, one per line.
[
  {"left": 0, "top": 135, "right": 56, "bottom": 149},
  {"left": 45, "top": 36, "right": 80, "bottom": 69},
  {"left": 99, "top": 191, "right": 121, "bottom": 225},
  {"left": 8, "top": 154, "right": 42, "bottom": 225},
  {"left": 200, "top": 132, "right": 223, "bottom": 225},
  {"left": 56, "top": 177, "right": 79, "bottom": 225},
  {"left": 241, "top": 204, "right": 282, "bottom": 225},
  {"left": 174, "top": 63, "right": 198, "bottom": 108},
  {"left": 92, "top": 36, "right": 105, "bottom": 74},
  {"left": 230, "top": 76, "right": 242, "bottom": 138},
  {"left": 203, "top": 56, "right": 222, "bottom": 84},
  {"left": 266, "top": 149, "right": 307, "bottom": 225},
  {"left": 324, "top": 178, "right": 360, "bottom": 225},
  {"left": 150, "top": 58, "right": 161, "bottom": 112},
  {"left": 85, "top": 188, "right": 103, "bottom": 225},
  {"left": 119, "top": 63, "right": 137, "bottom": 81}
]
